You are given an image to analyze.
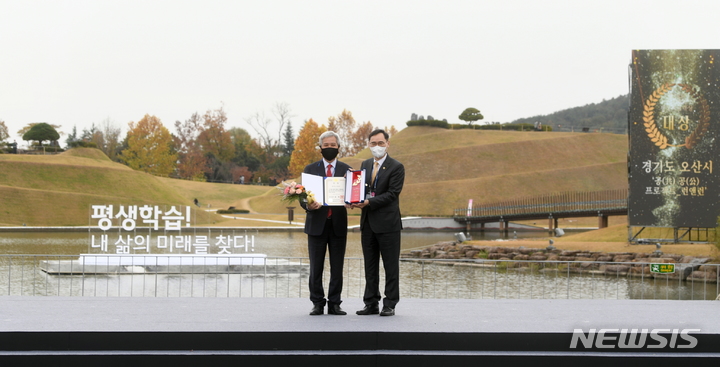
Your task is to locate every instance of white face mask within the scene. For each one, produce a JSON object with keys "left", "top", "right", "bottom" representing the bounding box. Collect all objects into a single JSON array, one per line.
[{"left": 370, "top": 146, "right": 387, "bottom": 159}]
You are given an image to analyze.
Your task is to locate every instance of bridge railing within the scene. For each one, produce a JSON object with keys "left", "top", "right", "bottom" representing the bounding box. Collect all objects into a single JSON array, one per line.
[{"left": 454, "top": 189, "right": 628, "bottom": 218}]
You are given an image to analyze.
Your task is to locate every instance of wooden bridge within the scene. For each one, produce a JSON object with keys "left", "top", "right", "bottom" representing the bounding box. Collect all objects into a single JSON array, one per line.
[{"left": 453, "top": 189, "right": 628, "bottom": 233}]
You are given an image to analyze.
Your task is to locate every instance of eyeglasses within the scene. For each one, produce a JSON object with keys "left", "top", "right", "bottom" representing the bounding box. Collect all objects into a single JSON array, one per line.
[{"left": 368, "top": 141, "right": 387, "bottom": 147}]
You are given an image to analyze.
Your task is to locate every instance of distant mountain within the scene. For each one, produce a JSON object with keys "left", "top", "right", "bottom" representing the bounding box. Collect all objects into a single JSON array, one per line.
[{"left": 511, "top": 95, "right": 629, "bottom": 134}]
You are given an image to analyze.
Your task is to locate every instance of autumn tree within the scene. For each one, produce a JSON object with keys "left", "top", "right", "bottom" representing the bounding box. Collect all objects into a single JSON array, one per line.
[
  {"left": 230, "top": 165, "right": 252, "bottom": 184},
  {"left": 0, "top": 120, "right": 9, "bottom": 142},
  {"left": 120, "top": 114, "right": 177, "bottom": 176},
  {"left": 288, "top": 119, "right": 326, "bottom": 177},
  {"left": 384, "top": 125, "right": 398, "bottom": 137},
  {"left": 80, "top": 118, "right": 122, "bottom": 160},
  {"left": 459, "top": 107, "right": 484, "bottom": 125},
  {"left": 349, "top": 121, "right": 374, "bottom": 154},
  {"left": 229, "top": 127, "right": 260, "bottom": 171},
  {"left": 327, "top": 110, "right": 356, "bottom": 157},
  {"left": 197, "top": 106, "right": 235, "bottom": 182},
  {"left": 326, "top": 110, "right": 377, "bottom": 157},
  {"left": 174, "top": 112, "right": 207, "bottom": 180},
  {"left": 198, "top": 107, "right": 234, "bottom": 161},
  {"left": 22, "top": 123, "right": 60, "bottom": 146}
]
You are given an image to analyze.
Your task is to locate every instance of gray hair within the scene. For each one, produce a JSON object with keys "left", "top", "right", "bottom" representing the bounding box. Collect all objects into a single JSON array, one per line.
[{"left": 318, "top": 131, "right": 342, "bottom": 146}]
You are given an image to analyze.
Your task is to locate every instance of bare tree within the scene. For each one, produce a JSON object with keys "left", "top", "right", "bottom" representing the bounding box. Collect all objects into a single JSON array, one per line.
[
  {"left": 244, "top": 111, "right": 274, "bottom": 149},
  {"left": 98, "top": 117, "right": 122, "bottom": 161},
  {"left": 272, "top": 101, "right": 294, "bottom": 147}
]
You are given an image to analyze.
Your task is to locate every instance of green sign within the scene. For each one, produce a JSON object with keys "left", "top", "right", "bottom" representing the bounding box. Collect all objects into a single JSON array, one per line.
[{"left": 650, "top": 263, "right": 675, "bottom": 274}]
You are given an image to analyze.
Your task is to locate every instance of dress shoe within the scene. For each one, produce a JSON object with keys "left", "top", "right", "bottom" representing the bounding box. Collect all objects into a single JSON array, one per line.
[
  {"left": 356, "top": 304, "right": 379, "bottom": 315},
  {"left": 380, "top": 306, "right": 395, "bottom": 316},
  {"left": 309, "top": 304, "right": 324, "bottom": 315},
  {"left": 328, "top": 304, "right": 347, "bottom": 315}
]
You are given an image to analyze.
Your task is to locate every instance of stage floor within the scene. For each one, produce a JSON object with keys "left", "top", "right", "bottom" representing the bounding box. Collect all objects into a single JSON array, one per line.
[{"left": 1, "top": 296, "right": 718, "bottom": 334}]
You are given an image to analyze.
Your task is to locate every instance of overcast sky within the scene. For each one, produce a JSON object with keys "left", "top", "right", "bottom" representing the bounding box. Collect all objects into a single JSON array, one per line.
[{"left": 2, "top": 0, "right": 719, "bottom": 144}]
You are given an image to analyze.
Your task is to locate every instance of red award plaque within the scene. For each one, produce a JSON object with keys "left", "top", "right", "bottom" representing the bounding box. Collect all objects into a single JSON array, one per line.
[{"left": 345, "top": 170, "right": 365, "bottom": 204}]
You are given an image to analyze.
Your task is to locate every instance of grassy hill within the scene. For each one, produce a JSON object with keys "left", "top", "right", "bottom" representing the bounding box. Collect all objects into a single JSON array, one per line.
[
  {"left": 0, "top": 148, "right": 258, "bottom": 226},
  {"left": 389, "top": 128, "right": 627, "bottom": 215},
  {"left": 0, "top": 127, "right": 628, "bottom": 225},
  {"left": 249, "top": 126, "right": 628, "bottom": 216}
]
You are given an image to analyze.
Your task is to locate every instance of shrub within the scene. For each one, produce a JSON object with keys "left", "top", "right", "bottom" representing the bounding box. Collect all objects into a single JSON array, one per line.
[
  {"left": 68, "top": 141, "right": 99, "bottom": 148},
  {"left": 406, "top": 119, "right": 449, "bottom": 129},
  {"left": 406, "top": 119, "right": 556, "bottom": 132},
  {"left": 217, "top": 208, "right": 250, "bottom": 214},
  {"left": 39, "top": 146, "right": 65, "bottom": 153},
  {"left": 476, "top": 123, "right": 553, "bottom": 132}
]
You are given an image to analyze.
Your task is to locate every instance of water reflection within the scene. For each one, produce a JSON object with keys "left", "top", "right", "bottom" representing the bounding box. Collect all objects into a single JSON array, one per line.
[
  {"left": 3, "top": 230, "right": 715, "bottom": 300},
  {"left": 2, "top": 255, "right": 717, "bottom": 300}
]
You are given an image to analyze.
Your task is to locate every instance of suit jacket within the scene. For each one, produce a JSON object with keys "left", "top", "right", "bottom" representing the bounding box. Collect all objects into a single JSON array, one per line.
[
  {"left": 360, "top": 155, "right": 405, "bottom": 233},
  {"left": 301, "top": 159, "right": 352, "bottom": 237}
]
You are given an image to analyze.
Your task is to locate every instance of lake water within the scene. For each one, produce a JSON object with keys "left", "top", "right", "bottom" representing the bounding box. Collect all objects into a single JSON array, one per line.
[{"left": 0, "top": 230, "right": 716, "bottom": 300}]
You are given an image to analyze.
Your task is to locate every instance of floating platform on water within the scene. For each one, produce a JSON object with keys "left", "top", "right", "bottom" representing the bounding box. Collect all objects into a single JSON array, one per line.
[{"left": 40, "top": 254, "right": 309, "bottom": 275}]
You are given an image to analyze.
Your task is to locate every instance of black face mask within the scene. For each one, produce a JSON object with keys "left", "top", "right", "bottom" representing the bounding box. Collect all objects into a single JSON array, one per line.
[{"left": 321, "top": 147, "right": 339, "bottom": 161}]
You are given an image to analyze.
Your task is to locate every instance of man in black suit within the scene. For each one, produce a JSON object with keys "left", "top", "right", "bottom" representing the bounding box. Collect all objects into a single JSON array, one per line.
[
  {"left": 300, "top": 131, "right": 351, "bottom": 316},
  {"left": 349, "top": 129, "right": 405, "bottom": 316}
]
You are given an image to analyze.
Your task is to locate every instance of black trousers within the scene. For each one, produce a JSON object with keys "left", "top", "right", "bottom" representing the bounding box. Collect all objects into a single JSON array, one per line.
[
  {"left": 307, "top": 218, "right": 347, "bottom": 306},
  {"left": 360, "top": 225, "right": 401, "bottom": 308}
]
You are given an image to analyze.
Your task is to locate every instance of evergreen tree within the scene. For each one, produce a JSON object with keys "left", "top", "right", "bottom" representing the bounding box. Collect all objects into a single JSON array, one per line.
[
  {"left": 65, "top": 125, "right": 78, "bottom": 147},
  {"left": 282, "top": 122, "right": 294, "bottom": 156}
]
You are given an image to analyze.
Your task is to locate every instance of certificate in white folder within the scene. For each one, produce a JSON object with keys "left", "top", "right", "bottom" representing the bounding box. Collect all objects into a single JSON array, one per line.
[{"left": 301, "top": 173, "right": 346, "bottom": 206}]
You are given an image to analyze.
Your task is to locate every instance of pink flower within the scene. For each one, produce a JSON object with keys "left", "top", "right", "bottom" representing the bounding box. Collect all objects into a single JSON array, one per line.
[
  {"left": 284, "top": 187, "right": 290, "bottom": 195},
  {"left": 295, "top": 189, "right": 302, "bottom": 194}
]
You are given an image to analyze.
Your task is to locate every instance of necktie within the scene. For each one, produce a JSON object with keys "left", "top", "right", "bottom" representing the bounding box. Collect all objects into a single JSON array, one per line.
[
  {"left": 371, "top": 162, "right": 379, "bottom": 186},
  {"left": 326, "top": 164, "right": 333, "bottom": 218}
]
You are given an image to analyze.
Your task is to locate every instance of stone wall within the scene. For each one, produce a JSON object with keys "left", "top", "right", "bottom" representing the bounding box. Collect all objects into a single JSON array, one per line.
[{"left": 402, "top": 242, "right": 718, "bottom": 283}]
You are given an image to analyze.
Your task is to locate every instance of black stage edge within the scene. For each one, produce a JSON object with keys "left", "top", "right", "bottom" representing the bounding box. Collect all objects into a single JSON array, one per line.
[{"left": 1, "top": 297, "right": 719, "bottom": 366}]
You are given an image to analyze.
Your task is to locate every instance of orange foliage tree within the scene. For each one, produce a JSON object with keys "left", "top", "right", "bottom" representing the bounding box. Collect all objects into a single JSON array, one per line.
[
  {"left": 288, "top": 119, "right": 326, "bottom": 177},
  {"left": 121, "top": 114, "right": 177, "bottom": 176},
  {"left": 327, "top": 109, "right": 378, "bottom": 157},
  {"left": 198, "top": 106, "right": 235, "bottom": 162},
  {"left": 174, "top": 112, "right": 207, "bottom": 180},
  {"left": 351, "top": 121, "right": 374, "bottom": 153},
  {"left": 0, "top": 120, "right": 10, "bottom": 142},
  {"left": 327, "top": 110, "right": 356, "bottom": 157}
]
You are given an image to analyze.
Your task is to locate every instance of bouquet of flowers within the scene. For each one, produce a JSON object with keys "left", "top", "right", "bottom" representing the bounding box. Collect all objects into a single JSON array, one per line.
[{"left": 279, "top": 181, "right": 315, "bottom": 204}]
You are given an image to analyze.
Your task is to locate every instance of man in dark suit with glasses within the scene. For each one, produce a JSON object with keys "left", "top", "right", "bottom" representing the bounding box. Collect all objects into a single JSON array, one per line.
[{"left": 348, "top": 129, "right": 405, "bottom": 317}]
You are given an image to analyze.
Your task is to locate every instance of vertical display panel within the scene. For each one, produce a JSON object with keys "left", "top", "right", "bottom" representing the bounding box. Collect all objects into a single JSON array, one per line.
[{"left": 628, "top": 50, "right": 720, "bottom": 227}]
